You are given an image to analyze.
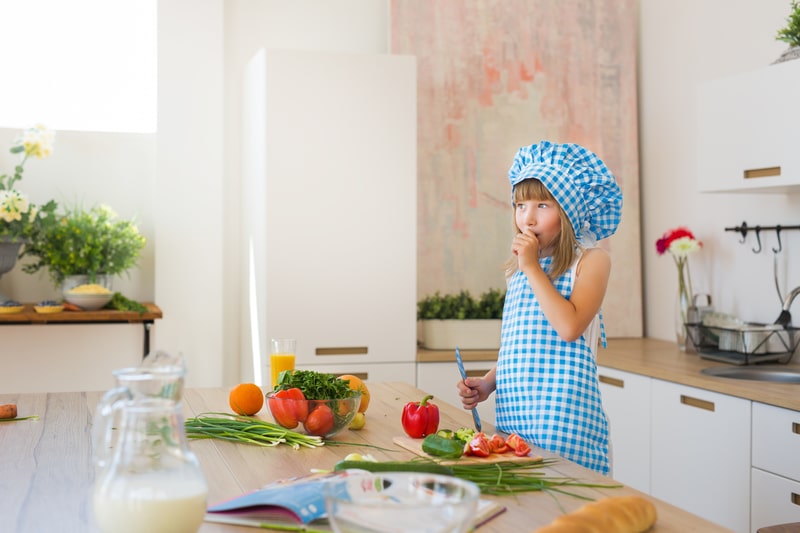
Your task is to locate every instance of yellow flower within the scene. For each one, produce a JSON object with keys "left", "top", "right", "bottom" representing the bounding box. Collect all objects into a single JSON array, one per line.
[
  {"left": 19, "top": 124, "right": 55, "bottom": 159},
  {"left": 0, "top": 190, "right": 30, "bottom": 223}
]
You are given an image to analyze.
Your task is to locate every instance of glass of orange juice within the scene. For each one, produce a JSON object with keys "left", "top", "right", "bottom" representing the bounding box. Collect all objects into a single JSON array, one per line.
[{"left": 269, "top": 338, "right": 296, "bottom": 389}]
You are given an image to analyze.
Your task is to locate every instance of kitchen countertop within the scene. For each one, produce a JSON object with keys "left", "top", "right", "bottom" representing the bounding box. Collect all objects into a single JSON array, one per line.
[
  {"left": 419, "top": 337, "right": 800, "bottom": 412},
  {"left": 0, "top": 382, "right": 731, "bottom": 532}
]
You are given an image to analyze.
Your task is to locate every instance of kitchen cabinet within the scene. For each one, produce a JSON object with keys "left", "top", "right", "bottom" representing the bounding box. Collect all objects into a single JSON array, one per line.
[
  {"left": 241, "top": 49, "right": 417, "bottom": 384},
  {"left": 651, "top": 380, "right": 751, "bottom": 533},
  {"left": 597, "top": 366, "right": 651, "bottom": 493},
  {"left": 696, "top": 60, "right": 800, "bottom": 193},
  {"left": 751, "top": 402, "right": 800, "bottom": 532},
  {"left": 416, "top": 360, "right": 496, "bottom": 425},
  {"left": 296, "top": 362, "right": 415, "bottom": 386}
]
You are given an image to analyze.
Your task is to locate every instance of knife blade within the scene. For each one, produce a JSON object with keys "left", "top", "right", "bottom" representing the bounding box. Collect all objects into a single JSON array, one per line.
[{"left": 455, "top": 347, "right": 482, "bottom": 432}]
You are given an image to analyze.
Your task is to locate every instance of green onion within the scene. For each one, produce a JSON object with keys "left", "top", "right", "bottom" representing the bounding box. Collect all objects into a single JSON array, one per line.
[
  {"left": 185, "top": 412, "right": 324, "bottom": 450},
  {"left": 0, "top": 415, "right": 39, "bottom": 423}
]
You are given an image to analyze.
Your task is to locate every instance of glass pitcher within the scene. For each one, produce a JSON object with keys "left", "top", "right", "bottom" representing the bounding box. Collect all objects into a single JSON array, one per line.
[{"left": 92, "top": 354, "right": 207, "bottom": 533}]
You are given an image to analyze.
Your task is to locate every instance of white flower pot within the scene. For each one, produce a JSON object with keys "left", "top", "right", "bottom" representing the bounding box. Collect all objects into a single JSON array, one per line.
[{"left": 420, "top": 319, "right": 502, "bottom": 350}]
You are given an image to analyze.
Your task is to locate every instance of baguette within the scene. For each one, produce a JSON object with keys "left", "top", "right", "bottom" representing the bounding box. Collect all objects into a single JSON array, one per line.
[
  {"left": 0, "top": 403, "right": 18, "bottom": 419},
  {"left": 533, "top": 495, "right": 657, "bottom": 533}
]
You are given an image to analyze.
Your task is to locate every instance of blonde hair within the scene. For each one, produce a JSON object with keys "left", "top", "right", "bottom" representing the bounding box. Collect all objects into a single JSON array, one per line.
[{"left": 504, "top": 179, "right": 579, "bottom": 280}]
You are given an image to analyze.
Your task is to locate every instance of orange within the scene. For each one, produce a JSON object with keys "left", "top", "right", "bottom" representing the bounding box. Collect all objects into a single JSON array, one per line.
[
  {"left": 338, "top": 374, "right": 370, "bottom": 413},
  {"left": 229, "top": 383, "right": 264, "bottom": 415}
]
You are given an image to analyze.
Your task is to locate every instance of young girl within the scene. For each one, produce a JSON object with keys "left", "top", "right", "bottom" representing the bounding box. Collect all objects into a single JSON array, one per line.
[{"left": 457, "top": 141, "right": 623, "bottom": 474}]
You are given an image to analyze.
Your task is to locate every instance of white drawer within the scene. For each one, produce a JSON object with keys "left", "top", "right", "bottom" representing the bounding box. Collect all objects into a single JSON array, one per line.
[
  {"left": 751, "top": 468, "right": 800, "bottom": 532},
  {"left": 753, "top": 402, "right": 800, "bottom": 481}
]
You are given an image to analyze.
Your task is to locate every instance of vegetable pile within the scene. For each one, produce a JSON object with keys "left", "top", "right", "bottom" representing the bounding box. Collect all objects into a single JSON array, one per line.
[
  {"left": 184, "top": 412, "right": 325, "bottom": 449},
  {"left": 421, "top": 428, "right": 532, "bottom": 460},
  {"left": 333, "top": 457, "right": 621, "bottom": 497}
]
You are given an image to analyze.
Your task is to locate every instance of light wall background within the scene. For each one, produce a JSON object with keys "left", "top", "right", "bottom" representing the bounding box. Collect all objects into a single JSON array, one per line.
[{"left": 1, "top": 0, "right": 799, "bottom": 389}]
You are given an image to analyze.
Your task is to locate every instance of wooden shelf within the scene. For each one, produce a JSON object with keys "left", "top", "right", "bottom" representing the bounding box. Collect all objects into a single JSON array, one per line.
[{"left": 0, "top": 303, "right": 161, "bottom": 324}]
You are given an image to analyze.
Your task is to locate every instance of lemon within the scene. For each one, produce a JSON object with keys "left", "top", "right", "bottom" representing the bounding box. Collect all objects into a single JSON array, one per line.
[{"left": 348, "top": 412, "right": 366, "bottom": 430}]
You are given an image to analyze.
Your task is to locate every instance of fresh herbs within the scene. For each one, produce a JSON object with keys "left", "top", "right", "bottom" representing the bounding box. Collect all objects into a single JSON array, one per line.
[
  {"left": 417, "top": 289, "right": 505, "bottom": 320},
  {"left": 275, "top": 370, "right": 352, "bottom": 400},
  {"left": 105, "top": 292, "right": 149, "bottom": 313},
  {"left": 184, "top": 412, "right": 325, "bottom": 449}
]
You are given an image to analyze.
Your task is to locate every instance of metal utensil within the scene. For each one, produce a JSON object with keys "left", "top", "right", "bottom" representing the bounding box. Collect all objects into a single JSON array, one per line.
[
  {"left": 455, "top": 347, "right": 482, "bottom": 432},
  {"left": 774, "top": 286, "right": 800, "bottom": 327}
]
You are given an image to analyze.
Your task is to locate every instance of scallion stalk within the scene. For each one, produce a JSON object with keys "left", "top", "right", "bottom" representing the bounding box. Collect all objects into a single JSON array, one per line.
[{"left": 185, "top": 412, "right": 325, "bottom": 450}]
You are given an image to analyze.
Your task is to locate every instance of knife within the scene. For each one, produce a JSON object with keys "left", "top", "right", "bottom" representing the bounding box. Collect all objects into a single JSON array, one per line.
[{"left": 455, "top": 347, "right": 482, "bottom": 432}]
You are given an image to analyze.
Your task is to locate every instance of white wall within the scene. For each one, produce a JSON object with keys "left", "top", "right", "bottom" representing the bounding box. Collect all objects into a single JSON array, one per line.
[{"left": 639, "top": 0, "right": 800, "bottom": 342}]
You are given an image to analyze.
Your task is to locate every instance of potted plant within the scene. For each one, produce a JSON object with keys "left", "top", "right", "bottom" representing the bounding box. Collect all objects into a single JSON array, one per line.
[
  {"left": 417, "top": 289, "right": 505, "bottom": 350},
  {"left": 775, "top": 0, "right": 800, "bottom": 63},
  {"left": 0, "top": 125, "right": 58, "bottom": 301},
  {"left": 21, "top": 204, "right": 146, "bottom": 292}
]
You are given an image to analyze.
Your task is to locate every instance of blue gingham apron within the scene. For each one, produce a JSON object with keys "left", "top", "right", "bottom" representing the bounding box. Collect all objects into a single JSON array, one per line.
[{"left": 495, "top": 255, "right": 610, "bottom": 475}]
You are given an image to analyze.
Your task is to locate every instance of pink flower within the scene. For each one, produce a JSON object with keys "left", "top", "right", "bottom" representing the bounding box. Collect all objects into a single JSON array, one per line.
[{"left": 656, "top": 227, "right": 702, "bottom": 257}]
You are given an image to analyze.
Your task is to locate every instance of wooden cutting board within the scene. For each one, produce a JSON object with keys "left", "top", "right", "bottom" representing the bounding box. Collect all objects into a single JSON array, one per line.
[{"left": 392, "top": 436, "right": 543, "bottom": 465}]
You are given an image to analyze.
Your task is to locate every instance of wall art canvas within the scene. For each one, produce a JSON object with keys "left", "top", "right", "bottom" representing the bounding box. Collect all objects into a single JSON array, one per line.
[{"left": 391, "top": 0, "right": 642, "bottom": 336}]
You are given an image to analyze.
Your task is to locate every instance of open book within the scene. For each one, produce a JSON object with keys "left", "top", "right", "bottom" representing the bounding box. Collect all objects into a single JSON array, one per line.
[{"left": 205, "top": 471, "right": 506, "bottom": 532}]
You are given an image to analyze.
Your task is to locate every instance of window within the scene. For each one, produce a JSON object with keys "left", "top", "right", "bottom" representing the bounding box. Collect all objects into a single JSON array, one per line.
[{"left": 0, "top": 0, "right": 157, "bottom": 133}]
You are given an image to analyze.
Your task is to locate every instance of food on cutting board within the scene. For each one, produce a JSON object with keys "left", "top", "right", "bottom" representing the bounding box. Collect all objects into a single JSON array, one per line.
[
  {"left": 533, "top": 495, "right": 657, "bottom": 533},
  {"left": 65, "top": 283, "right": 112, "bottom": 295},
  {"left": 0, "top": 403, "right": 18, "bottom": 419},
  {"left": 0, "top": 300, "right": 24, "bottom": 314},
  {"left": 34, "top": 300, "right": 64, "bottom": 314},
  {"left": 418, "top": 428, "right": 533, "bottom": 460}
]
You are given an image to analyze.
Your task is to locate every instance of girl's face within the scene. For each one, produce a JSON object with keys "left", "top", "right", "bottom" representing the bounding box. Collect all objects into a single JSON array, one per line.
[{"left": 514, "top": 197, "right": 562, "bottom": 252}]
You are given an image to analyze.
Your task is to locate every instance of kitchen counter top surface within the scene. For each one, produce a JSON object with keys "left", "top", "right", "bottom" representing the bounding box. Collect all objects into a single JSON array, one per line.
[
  {"left": 0, "top": 382, "right": 730, "bottom": 532},
  {"left": 419, "top": 337, "right": 800, "bottom": 412}
]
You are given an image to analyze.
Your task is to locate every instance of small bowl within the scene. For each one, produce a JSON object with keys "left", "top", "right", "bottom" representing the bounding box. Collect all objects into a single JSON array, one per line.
[
  {"left": 323, "top": 472, "right": 480, "bottom": 533},
  {"left": 0, "top": 300, "right": 24, "bottom": 314},
  {"left": 266, "top": 391, "right": 360, "bottom": 438},
  {"left": 62, "top": 292, "right": 113, "bottom": 310}
]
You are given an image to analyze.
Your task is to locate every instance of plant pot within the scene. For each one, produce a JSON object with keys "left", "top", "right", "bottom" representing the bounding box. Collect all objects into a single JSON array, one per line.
[
  {"left": 420, "top": 319, "right": 501, "bottom": 350},
  {"left": 773, "top": 46, "right": 800, "bottom": 64}
]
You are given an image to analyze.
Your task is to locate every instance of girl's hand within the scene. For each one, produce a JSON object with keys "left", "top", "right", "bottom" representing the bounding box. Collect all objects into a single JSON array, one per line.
[
  {"left": 512, "top": 228, "right": 540, "bottom": 271},
  {"left": 456, "top": 377, "right": 491, "bottom": 409}
]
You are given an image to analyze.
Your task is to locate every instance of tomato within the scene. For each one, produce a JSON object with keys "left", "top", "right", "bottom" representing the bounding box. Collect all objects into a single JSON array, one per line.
[
  {"left": 506, "top": 433, "right": 532, "bottom": 457},
  {"left": 304, "top": 404, "right": 335, "bottom": 436},
  {"left": 488, "top": 434, "right": 510, "bottom": 454},
  {"left": 465, "top": 433, "right": 491, "bottom": 458},
  {"left": 268, "top": 388, "right": 308, "bottom": 428}
]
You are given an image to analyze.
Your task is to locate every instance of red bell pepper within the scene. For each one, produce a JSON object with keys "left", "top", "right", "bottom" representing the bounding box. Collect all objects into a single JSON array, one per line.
[
  {"left": 401, "top": 394, "right": 440, "bottom": 438},
  {"left": 488, "top": 433, "right": 510, "bottom": 454},
  {"left": 268, "top": 387, "right": 308, "bottom": 429},
  {"left": 465, "top": 432, "right": 492, "bottom": 457}
]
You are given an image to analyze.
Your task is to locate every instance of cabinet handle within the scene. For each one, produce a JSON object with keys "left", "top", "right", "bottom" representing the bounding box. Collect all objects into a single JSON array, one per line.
[
  {"left": 744, "top": 166, "right": 781, "bottom": 179},
  {"left": 315, "top": 347, "right": 368, "bottom": 355},
  {"left": 792, "top": 422, "right": 800, "bottom": 435},
  {"left": 792, "top": 493, "right": 800, "bottom": 507},
  {"left": 465, "top": 369, "right": 488, "bottom": 378},
  {"left": 680, "top": 394, "right": 715, "bottom": 412},
  {"left": 598, "top": 375, "right": 624, "bottom": 388},
  {"left": 344, "top": 372, "right": 369, "bottom": 380}
]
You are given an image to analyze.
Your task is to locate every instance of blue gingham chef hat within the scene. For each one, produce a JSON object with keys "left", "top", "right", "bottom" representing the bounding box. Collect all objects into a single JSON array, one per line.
[{"left": 507, "top": 141, "right": 623, "bottom": 244}]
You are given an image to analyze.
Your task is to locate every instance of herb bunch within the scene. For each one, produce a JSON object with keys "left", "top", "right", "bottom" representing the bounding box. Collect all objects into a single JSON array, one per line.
[{"left": 275, "top": 369, "right": 353, "bottom": 400}]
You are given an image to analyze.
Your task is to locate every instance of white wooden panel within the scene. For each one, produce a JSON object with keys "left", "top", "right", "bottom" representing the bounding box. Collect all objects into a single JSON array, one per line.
[
  {"left": 753, "top": 401, "right": 800, "bottom": 482},
  {"left": 597, "top": 366, "right": 651, "bottom": 493},
  {"left": 651, "top": 380, "right": 751, "bottom": 533},
  {"left": 242, "top": 49, "right": 416, "bottom": 381},
  {"left": 751, "top": 468, "right": 800, "bottom": 533}
]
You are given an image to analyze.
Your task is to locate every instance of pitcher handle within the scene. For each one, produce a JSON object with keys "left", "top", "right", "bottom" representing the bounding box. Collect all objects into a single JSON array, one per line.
[{"left": 92, "top": 386, "right": 132, "bottom": 469}]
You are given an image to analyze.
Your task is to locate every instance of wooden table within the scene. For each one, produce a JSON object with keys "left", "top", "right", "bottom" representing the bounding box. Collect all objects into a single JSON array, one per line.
[
  {"left": 0, "top": 382, "right": 732, "bottom": 532},
  {"left": 0, "top": 303, "right": 162, "bottom": 358}
]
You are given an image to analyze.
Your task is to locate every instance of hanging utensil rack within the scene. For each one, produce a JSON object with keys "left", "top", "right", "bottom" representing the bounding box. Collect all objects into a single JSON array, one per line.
[{"left": 725, "top": 222, "right": 800, "bottom": 254}]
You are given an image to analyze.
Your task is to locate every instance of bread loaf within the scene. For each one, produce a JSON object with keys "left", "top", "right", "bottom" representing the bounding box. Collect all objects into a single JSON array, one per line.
[{"left": 533, "top": 495, "right": 657, "bottom": 533}]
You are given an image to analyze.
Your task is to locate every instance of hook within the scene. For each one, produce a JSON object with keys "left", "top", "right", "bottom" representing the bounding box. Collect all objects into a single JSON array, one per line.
[
  {"left": 772, "top": 225, "right": 783, "bottom": 254},
  {"left": 752, "top": 226, "right": 762, "bottom": 254},
  {"left": 738, "top": 221, "right": 748, "bottom": 244}
]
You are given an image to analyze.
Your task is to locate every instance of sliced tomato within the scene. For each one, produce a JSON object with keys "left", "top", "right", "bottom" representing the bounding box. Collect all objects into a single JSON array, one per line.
[
  {"left": 506, "top": 433, "right": 532, "bottom": 457},
  {"left": 488, "top": 434, "right": 510, "bottom": 454},
  {"left": 465, "top": 433, "right": 491, "bottom": 458}
]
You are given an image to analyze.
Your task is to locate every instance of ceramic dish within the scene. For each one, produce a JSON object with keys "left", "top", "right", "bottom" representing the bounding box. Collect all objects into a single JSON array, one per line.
[
  {"left": 0, "top": 300, "right": 24, "bottom": 314},
  {"left": 62, "top": 293, "right": 113, "bottom": 311}
]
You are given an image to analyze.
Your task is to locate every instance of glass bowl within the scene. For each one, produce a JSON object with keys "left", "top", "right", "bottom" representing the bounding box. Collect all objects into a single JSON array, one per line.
[
  {"left": 323, "top": 472, "right": 480, "bottom": 533},
  {"left": 62, "top": 275, "right": 114, "bottom": 310},
  {"left": 266, "top": 391, "right": 360, "bottom": 438}
]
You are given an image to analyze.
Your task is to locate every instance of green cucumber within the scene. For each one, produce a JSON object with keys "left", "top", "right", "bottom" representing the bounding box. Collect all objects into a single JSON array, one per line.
[
  {"left": 421, "top": 434, "right": 465, "bottom": 459},
  {"left": 333, "top": 460, "right": 454, "bottom": 476}
]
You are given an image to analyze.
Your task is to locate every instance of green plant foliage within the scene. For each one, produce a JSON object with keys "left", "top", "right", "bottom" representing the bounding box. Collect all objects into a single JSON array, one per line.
[
  {"left": 417, "top": 289, "right": 505, "bottom": 320},
  {"left": 776, "top": 0, "right": 800, "bottom": 48},
  {"left": 21, "top": 205, "right": 146, "bottom": 286}
]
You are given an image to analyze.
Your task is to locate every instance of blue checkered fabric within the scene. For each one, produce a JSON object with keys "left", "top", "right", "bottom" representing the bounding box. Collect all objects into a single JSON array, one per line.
[
  {"left": 495, "top": 255, "right": 610, "bottom": 475},
  {"left": 507, "top": 141, "right": 623, "bottom": 244}
]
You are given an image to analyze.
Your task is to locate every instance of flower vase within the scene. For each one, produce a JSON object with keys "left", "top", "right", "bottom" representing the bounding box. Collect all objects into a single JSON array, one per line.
[
  {"left": 0, "top": 237, "right": 28, "bottom": 302},
  {"left": 674, "top": 259, "right": 693, "bottom": 351}
]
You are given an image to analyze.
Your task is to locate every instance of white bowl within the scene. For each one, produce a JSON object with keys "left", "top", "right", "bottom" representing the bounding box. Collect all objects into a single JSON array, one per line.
[
  {"left": 63, "top": 292, "right": 113, "bottom": 311},
  {"left": 324, "top": 472, "right": 479, "bottom": 533}
]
